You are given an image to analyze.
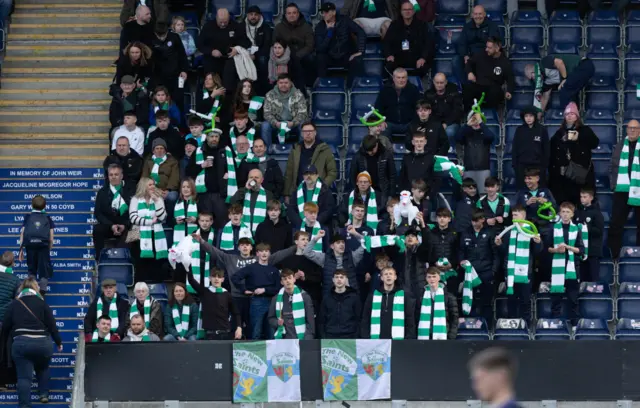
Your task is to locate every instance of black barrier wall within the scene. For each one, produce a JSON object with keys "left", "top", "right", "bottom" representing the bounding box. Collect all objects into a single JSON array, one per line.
[{"left": 84, "top": 341, "right": 640, "bottom": 401}]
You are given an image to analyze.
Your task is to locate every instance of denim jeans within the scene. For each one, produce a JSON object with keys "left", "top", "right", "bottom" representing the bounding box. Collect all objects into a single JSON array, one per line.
[
  {"left": 260, "top": 122, "right": 301, "bottom": 150},
  {"left": 163, "top": 334, "right": 197, "bottom": 341},
  {"left": 12, "top": 336, "right": 53, "bottom": 408},
  {"left": 249, "top": 297, "right": 272, "bottom": 340},
  {"left": 445, "top": 124, "right": 460, "bottom": 150}
]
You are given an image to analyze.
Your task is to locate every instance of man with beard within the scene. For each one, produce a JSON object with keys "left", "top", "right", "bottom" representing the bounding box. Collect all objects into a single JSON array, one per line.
[{"left": 243, "top": 6, "right": 273, "bottom": 94}]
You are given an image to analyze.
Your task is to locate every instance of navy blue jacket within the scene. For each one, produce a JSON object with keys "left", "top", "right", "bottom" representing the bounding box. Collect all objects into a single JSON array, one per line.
[
  {"left": 515, "top": 187, "right": 557, "bottom": 227},
  {"left": 315, "top": 15, "right": 366, "bottom": 59},
  {"left": 574, "top": 199, "right": 604, "bottom": 258},
  {"left": 374, "top": 82, "right": 421, "bottom": 125},
  {"left": 231, "top": 263, "right": 281, "bottom": 296},
  {"left": 459, "top": 226, "right": 500, "bottom": 281},
  {"left": 457, "top": 18, "right": 502, "bottom": 57},
  {"left": 453, "top": 194, "right": 479, "bottom": 233},
  {"left": 318, "top": 287, "right": 362, "bottom": 339}
]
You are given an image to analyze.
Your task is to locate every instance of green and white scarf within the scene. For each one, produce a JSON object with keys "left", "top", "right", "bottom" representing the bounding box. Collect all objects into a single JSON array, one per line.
[
  {"left": 129, "top": 297, "right": 151, "bottom": 328},
  {"left": 171, "top": 303, "right": 191, "bottom": 337},
  {"left": 278, "top": 122, "right": 291, "bottom": 144},
  {"left": 225, "top": 146, "right": 238, "bottom": 200},
  {"left": 0, "top": 265, "right": 12, "bottom": 274},
  {"left": 434, "top": 155, "right": 464, "bottom": 185},
  {"left": 506, "top": 229, "right": 532, "bottom": 295},
  {"left": 242, "top": 188, "right": 267, "bottom": 233},
  {"left": 296, "top": 179, "right": 322, "bottom": 218},
  {"left": 533, "top": 63, "right": 543, "bottom": 112},
  {"left": 154, "top": 101, "right": 168, "bottom": 113},
  {"left": 477, "top": 194, "right": 510, "bottom": 218},
  {"left": 301, "top": 219, "right": 322, "bottom": 252},
  {"left": 363, "top": 235, "right": 405, "bottom": 252},
  {"left": 18, "top": 288, "right": 41, "bottom": 299},
  {"left": 190, "top": 229, "right": 213, "bottom": 293},
  {"left": 194, "top": 146, "right": 209, "bottom": 193},
  {"left": 230, "top": 127, "right": 256, "bottom": 154},
  {"left": 150, "top": 155, "right": 167, "bottom": 185},
  {"left": 417, "top": 284, "right": 446, "bottom": 340},
  {"left": 371, "top": 289, "right": 404, "bottom": 340},
  {"left": 461, "top": 261, "right": 482, "bottom": 315},
  {"left": 438, "top": 258, "right": 457, "bottom": 281},
  {"left": 96, "top": 296, "right": 119, "bottom": 331},
  {"left": 173, "top": 199, "right": 198, "bottom": 243},
  {"left": 91, "top": 331, "right": 111, "bottom": 342},
  {"left": 408, "top": 0, "right": 420, "bottom": 10},
  {"left": 202, "top": 90, "right": 221, "bottom": 118},
  {"left": 274, "top": 286, "right": 306, "bottom": 339},
  {"left": 348, "top": 188, "right": 378, "bottom": 232},
  {"left": 363, "top": 0, "right": 376, "bottom": 12},
  {"left": 137, "top": 199, "right": 168, "bottom": 259},
  {"left": 615, "top": 137, "right": 640, "bottom": 206},
  {"left": 551, "top": 221, "right": 579, "bottom": 293},
  {"left": 580, "top": 222, "right": 589, "bottom": 261},
  {"left": 197, "top": 286, "right": 227, "bottom": 339},
  {"left": 110, "top": 183, "right": 128, "bottom": 215},
  {"left": 219, "top": 221, "right": 253, "bottom": 251},
  {"left": 248, "top": 96, "right": 264, "bottom": 115}
]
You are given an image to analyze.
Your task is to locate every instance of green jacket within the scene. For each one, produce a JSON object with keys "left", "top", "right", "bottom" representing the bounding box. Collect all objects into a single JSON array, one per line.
[
  {"left": 163, "top": 302, "right": 199, "bottom": 339},
  {"left": 284, "top": 142, "right": 338, "bottom": 196},
  {"left": 263, "top": 85, "right": 308, "bottom": 129}
]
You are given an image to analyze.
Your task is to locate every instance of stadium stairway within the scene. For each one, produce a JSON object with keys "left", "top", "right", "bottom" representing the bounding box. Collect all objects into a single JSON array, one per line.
[{"left": 0, "top": 0, "right": 119, "bottom": 168}]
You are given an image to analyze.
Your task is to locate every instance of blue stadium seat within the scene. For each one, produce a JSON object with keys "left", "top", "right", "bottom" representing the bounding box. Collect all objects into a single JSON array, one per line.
[
  {"left": 627, "top": 26, "right": 640, "bottom": 48},
  {"left": 116, "top": 283, "right": 130, "bottom": 302},
  {"left": 312, "top": 93, "right": 347, "bottom": 114},
  {"left": 628, "top": 9, "right": 640, "bottom": 25},
  {"left": 574, "top": 319, "right": 611, "bottom": 340},
  {"left": 148, "top": 283, "right": 169, "bottom": 301},
  {"left": 511, "top": 59, "right": 538, "bottom": 89},
  {"left": 456, "top": 317, "right": 491, "bottom": 340},
  {"left": 502, "top": 159, "right": 516, "bottom": 190},
  {"left": 437, "top": 0, "right": 468, "bottom": 15},
  {"left": 316, "top": 126, "right": 344, "bottom": 147},
  {"left": 587, "top": 25, "right": 621, "bottom": 48},
  {"left": 433, "top": 59, "right": 454, "bottom": 79},
  {"left": 436, "top": 40, "right": 457, "bottom": 56},
  {"left": 509, "top": 43, "right": 541, "bottom": 59},
  {"left": 246, "top": 0, "right": 279, "bottom": 21},
  {"left": 536, "top": 282, "right": 567, "bottom": 319},
  {"left": 511, "top": 10, "right": 542, "bottom": 24},
  {"left": 474, "top": 0, "right": 506, "bottom": 14},
  {"left": 617, "top": 283, "right": 640, "bottom": 319},
  {"left": 364, "top": 42, "right": 382, "bottom": 57},
  {"left": 589, "top": 9, "right": 620, "bottom": 24},
  {"left": 615, "top": 318, "right": 640, "bottom": 339},
  {"left": 619, "top": 248, "right": 640, "bottom": 283},
  {"left": 208, "top": 0, "right": 241, "bottom": 17},
  {"left": 362, "top": 60, "right": 383, "bottom": 77},
  {"left": 407, "top": 76, "right": 423, "bottom": 92},
  {"left": 598, "top": 193, "right": 613, "bottom": 214},
  {"left": 587, "top": 75, "right": 616, "bottom": 92},
  {"left": 437, "top": 26, "right": 463, "bottom": 46},
  {"left": 534, "top": 318, "right": 571, "bottom": 340},
  {"left": 505, "top": 108, "right": 522, "bottom": 125},
  {"left": 548, "top": 10, "right": 581, "bottom": 25},
  {"left": 578, "top": 282, "right": 613, "bottom": 320},
  {"left": 314, "top": 77, "right": 346, "bottom": 92},
  {"left": 350, "top": 93, "right": 378, "bottom": 122},
  {"left": 295, "top": 0, "right": 317, "bottom": 18},
  {"left": 593, "top": 159, "right": 610, "bottom": 179},
  {"left": 348, "top": 126, "right": 369, "bottom": 145},
  {"left": 544, "top": 109, "right": 565, "bottom": 125},
  {"left": 312, "top": 109, "right": 342, "bottom": 125},
  {"left": 584, "top": 110, "right": 616, "bottom": 124},
  {"left": 549, "top": 26, "right": 582, "bottom": 46},
  {"left": 624, "top": 59, "right": 640, "bottom": 90},
  {"left": 510, "top": 26, "right": 543, "bottom": 47},
  {"left": 434, "top": 15, "right": 467, "bottom": 26},
  {"left": 485, "top": 10, "right": 505, "bottom": 25},
  {"left": 270, "top": 144, "right": 292, "bottom": 156},
  {"left": 493, "top": 318, "right": 530, "bottom": 340},
  {"left": 585, "top": 91, "right": 618, "bottom": 112},
  {"left": 351, "top": 76, "right": 383, "bottom": 92},
  {"left": 548, "top": 42, "right": 579, "bottom": 55},
  {"left": 98, "top": 263, "right": 134, "bottom": 287},
  {"left": 507, "top": 91, "right": 533, "bottom": 111}
]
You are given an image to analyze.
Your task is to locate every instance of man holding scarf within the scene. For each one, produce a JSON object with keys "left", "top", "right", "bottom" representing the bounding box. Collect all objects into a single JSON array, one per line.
[
  {"left": 231, "top": 169, "right": 274, "bottom": 234},
  {"left": 84, "top": 279, "right": 129, "bottom": 340},
  {"left": 609, "top": 120, "right": 640, "bottom": 259},
  {"left": 93, "top": 164, "right": 134, "bottom": 260},
  {"left": 141, "top": 138, "right": 180, "bottom": 222}
]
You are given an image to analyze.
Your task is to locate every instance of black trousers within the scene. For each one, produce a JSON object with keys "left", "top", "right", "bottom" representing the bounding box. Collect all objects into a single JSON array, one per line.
[
  {"left": 206, "top": 330, "right": 232, "bottom": 340},
  {"left": 608, "top": 191, "right": 640, "bottom": 258},
  {"left": 551, "top": 278, "right": 580, "bottom": 326},
  {"left": 580, "top": 256, "right": 601, "bottom": 283},
  {"left": 507, "top": 282, "right": 531, "bottom": 323},
  {"left": 474, "top": 280, "right": 495, "bottom": 330},
  {"left": 93, "top": 223, "right": 128, "bottom": 262},
  {"left": 463, "top": 82, "right": 505, "bottom": 112}
]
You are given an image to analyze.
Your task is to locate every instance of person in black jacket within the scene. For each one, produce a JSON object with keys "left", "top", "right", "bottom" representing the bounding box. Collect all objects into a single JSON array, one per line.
[
  {"left": 349, "top": 135, "right": 396, "bottom": 205},
  {"left": 416, "top": 268, "right": 459, "bottom": 339},
  {"left": 3, "top": 277, "right": 62, "bottom": 407},
  {"left": 252, "top": 138, "right": 284, "bottom": 198},
  {"left": 319, "top": 270, "right": 362, "bottom": 339},
  {"left": 254, "top": 200, "right": 293, "bottom": 252},
  {"left": 459, "top": 209, "right": 499, "bottom": 329},
  {"left": 108, "top": 75, "right": 150, "bottom": 130},
  {"left": 512, "top": 105, "right": 550, "bottom": 190},
  {"left": 198, "top": 8, "right": 252, "bottom": 93},
  {"left": 315, "top": 2, "right": 365, "bottom": 86},
  {"left": 390, "top": 228, "right": 429, "bottom": 299},
  {"left": 463, "top": 37, "right": 514, "bottom": 111},
  {"left": 405, "top": 100, "right": 449, "bottom": 155},
  {"left": 477, "top": 177, "right": 511, "bottom": 235},
  {"left": 574, "top": 187, "right": 604, "bottom": 283},
  {"left": 452, "top": 178, "right": 479, "bottom": 233},
  {"left": 243, "top": 6, "right": 273, "bottom": 95},
  {"left": 103, "top": 137, "right": 143, "bottom": 187},
  {"left": 83, "top": 279, "right": 130, "bottom": 339},
  {"left": 93, "top": 164, "right": 134, "bottom": 261},
  {"left": 428, "top": 207, "right": 459, "bottom": 292},
  {"left": 374, "top": 68, "right": 422, "bottom": 137},
  {"left": 399, "top": 132, "right": 435, "bottom": 191},
  {"left": 119, "top": 6, "right": 154, "bottom": 53},
  {"left": 0, "top": 251, "right": 19, "bottom": 326},
  {"left": 383, "top": 0, "right": 435, "bottom": 79},
  {"left": 115, "top": 42, "right": 153, "bottom": 86},
  {"left": 424, "top": 73, "right": 463, "bottom": 150},
  {"left": 145, "top": 110, "right": 183, "bottom": 160},
  {"left": 149, "top": 22, "right": 189, "bottom": 113},
  {"left": 455, "top": 112, "right": 496, "bottom": 193}
]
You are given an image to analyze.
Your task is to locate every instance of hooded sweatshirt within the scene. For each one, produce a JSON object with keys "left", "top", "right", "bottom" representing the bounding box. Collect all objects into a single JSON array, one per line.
[{"left": 512, "top": 106, "right": 550, "bottom": 170}]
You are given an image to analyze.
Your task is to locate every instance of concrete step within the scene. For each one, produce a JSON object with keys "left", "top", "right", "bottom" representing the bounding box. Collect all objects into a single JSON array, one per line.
[
  {"left": 0, "top": 89, "right": 109, "bottom": 101},
  {"left": 0, "top": 145, "right": 108, "bottom": 160},
  {"left": 0, "top": 157, "right": 105, "bottom": 167},
  {"left": 0, "top": 111, "right": 109, "bottom": 123},
  {"left": 19, "top": 0, "right": 119, "bottom": 4},
  {"left": 2, "top": 66, "right": 115, "bottom": 76},
  {"left": 0, "top": 100, "right": 110, "bottom": 108},
  {"left": 11, "top": 13, "right": 119, "bottom": 24},
  {"left": 8, "top": 33, "right": 119, "bottom": 40},
  {"left": 5, "top": 44, "right": 118, "bottom": 57},
  {"left": 10, "top": 24, "right": 120, "bottom": 35},
  {"left": 0, "top": 133, "right": 106, "bottom": 141},
  {"left": 3, "top": 56, "right": 115, "bottom": 69},
  {"left": 14, "top": 3, "right": 121, "bottom": 11},
  {"left": 0, "top": 139, "right": 108, "bottom": 146},
  {"left": 0, "top": 77, "right": 112, "bottom": 90},
  {"left": 0, "top": 122, "right": 110, "bottom": 134}
]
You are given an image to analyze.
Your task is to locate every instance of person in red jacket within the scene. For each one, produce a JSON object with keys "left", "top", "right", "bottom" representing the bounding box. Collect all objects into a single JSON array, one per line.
[{"left": 86, "top": 316, "right": 121, "bottom": 343}]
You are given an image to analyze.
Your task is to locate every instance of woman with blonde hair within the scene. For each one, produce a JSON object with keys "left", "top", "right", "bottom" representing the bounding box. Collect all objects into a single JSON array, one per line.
[
  {"left": 3, "top": 277, "right": 62, "bottom": 406},
  {"left": 116, "top": 41, "right": 153, "bottom": 86},
  {"left": 126, "top": 281, "right": 163, "bottom": 338}
]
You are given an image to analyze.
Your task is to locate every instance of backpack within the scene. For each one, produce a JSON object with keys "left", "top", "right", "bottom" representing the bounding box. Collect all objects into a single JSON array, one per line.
[{"left": 23, "top": 213, "right": 50, "bottom": 248}]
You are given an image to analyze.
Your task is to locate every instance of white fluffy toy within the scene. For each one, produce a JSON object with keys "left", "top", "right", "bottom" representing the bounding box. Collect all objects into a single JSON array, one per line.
[
  {"left": 393, "top": 191, "right": 420, "bottom": 226},
  {"left": 168, "top": 235, "right": 199, "bottom": 270}
]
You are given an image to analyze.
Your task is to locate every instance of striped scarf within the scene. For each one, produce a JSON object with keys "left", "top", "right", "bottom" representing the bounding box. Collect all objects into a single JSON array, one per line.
[
  {"left": 301, "top": 220, "right": 321, "bottom": 252},
  {"left": 219, "top": 221, "right": 252, "bottom": 251},
  {"left": 461, "top": 261, "right": 482, "bottom": 315},
  {"left": 0, "top": 265, "right": 12, "bottom": 274},
  {"left": 296, "top": 179, "right": 322, "bottom": 219},
  {"left": 362, "top": 235, "right": 405, "bottom": 252},
  {"left": 533, "top": 63, "right": 543, "bottom": 111},
  {"left": 434, "top": 155, "right": 464, "bottom": 184},
  {"left": 248, "top": 96, "right": 264, "bottom": 114},
  {"left": 96, "top": 296, "right": 119, "bottom": 332},
  {"left": 129, "top": 297, "right": 151, "bottom": 328},
  {"left": 209, "top": 95, "right": 221, "bottom": 117},
  {"left": 230, "top": 127, "right": 255, "bottom": 154},
  {"left": 190, "top": 229, "right": 213, "bottom": 293},
  {"left": 225, "top": 146, "right": 238, "bottom": 200},
  {"left": 150, "top": 155, "right": 167, "bottom": 185},
  {"left": 173, "top": 199, "right": 198, "bottom": 243},
  {"left": 197, "top": 286, "right": 226, "bottom": 339},
  {"left": 110, "top": 183, "right": 128, "bottom": 215},
  {"left": 580, "top": 222, "right": 589, "bottom": 261},
  {"left": 417, "top": 284, "right": 446, "bottom": 340},
  {"left": 18, "top": 288, "right": 41, "bottom": 299},
  {"left": 242, "top": 188, "right": 267, "bottom": 233},
  {"left": 171, "top": 303, "right": 191, "bottom": 337},
  {"left": 91, "top": 331, "right": 111, "bottom": 342},
  {"left": 551, "top": 221, "right": 579, "bottom": 293},
  {"left": 278, "top": 122, "right": 290, "bottom": 144},
  {"left": 371, "top": 289, "right": 404, "bottom": 339},
  {"left": 137, "top": 199, "right": 167, "bottom": 259},
  {"left": 615, "top": 137, "right": 640, "bottom": 206},
  {"left": 348, "top": 188, "right": 378, "bottom": 232},
  {"left": 506, "top": 229, "right": 532, "bottom": 295},
  {"left": 274, "top": 286, "right": 305, "bottom": 339},
  {"left": 194, "top": 147, "right": 207, "bottom": 193}
]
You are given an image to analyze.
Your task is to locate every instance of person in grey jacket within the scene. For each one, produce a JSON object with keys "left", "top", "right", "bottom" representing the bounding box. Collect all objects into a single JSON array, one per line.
[{"left": 267, "top": 269, "right": 315, "bottom": 339}]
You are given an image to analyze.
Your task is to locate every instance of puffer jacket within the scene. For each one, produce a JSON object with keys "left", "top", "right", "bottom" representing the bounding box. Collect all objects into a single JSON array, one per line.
[
  {"left": 415, "top": 285, "right": 459, "bottom": 339},
  {"left": 319, "top": 287, "right": 362, "bottom": 339},
  {"left": 427, "top": 226, "right": 458, "bottom": 268},
  {"left": 273, "top": 13, "right": 314, "bottom": 59},
  {"left": 263, "top": 85, "right": 308, "bottom": 129},
  {"left": 0, "top": 273, "right": 19, "bottom": 321},
  {"left": 455, "top": 123, "right": 496, "bottom": 171}
]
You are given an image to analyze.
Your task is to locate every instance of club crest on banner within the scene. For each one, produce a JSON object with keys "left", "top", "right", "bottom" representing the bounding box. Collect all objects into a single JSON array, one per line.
[
  {"left": 360, "top": 349, "right": 389, "bottom": 381},
  {"left": 270, "top": 352, "right": 297, "bottom": 383}
]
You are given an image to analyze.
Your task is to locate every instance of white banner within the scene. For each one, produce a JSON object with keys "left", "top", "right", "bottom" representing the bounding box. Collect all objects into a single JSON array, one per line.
[
  {"left": 356, "top": 339, "right": 391, "bottom": 400},
  {"left": 266, "top": 339, "right": 301, "bottom": 402}
]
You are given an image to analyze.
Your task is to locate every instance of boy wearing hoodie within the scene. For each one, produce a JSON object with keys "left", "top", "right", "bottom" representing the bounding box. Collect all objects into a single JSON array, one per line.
[
  {"left": 405, "top": 100, "right": 449, "bottom": 156},
  {"left": 453, "top": 178, "right": 479, "bottom": 233},
  {"left": 511, "top": 106, "right": 549, "bottom": 190},
  {"left": 574, "top": 187, "right": 604, "bottom": 282},
  {"left": 145, "top": 110, "right": 184, "bottom": 159},
  {"left": 318, "top": 269, "right": 362, "bottom": 339},
  {"left": 455, "top": 112, "right": 496, "bottom": 193}
]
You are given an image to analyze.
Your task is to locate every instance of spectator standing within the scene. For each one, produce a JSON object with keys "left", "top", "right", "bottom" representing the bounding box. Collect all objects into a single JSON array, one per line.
[
  {"left": 163, "top": 283, "right": 198, "bottom": 341},
  {"left": 252, "top": 138, "right": 284, "bottom": 197},
  {"left": 129, "top": 282, "right": 163, "bottom": 338},
  {"left": 115, "top": 42, "right": 153, "bottom": 86},
  {"left": 119, "top": 6, "right": 154, "bottom": 52},
  {"left": 283, "top": 122, "right": 338, "bottom": 198},
  {"left": 141, "top": 138, "right": 180, "bottom": 218},
  {"left": 172, "top": 179, "right": 198, "bottom": 248},
  {"left": 454, "top": 5, "right": 501, "bottom": 84},
  {"left": 424, "top": 73, "right": 463, "bottom": 150},
  {"left": 171, "top": 17, "right": 196, "bottom": 59},
  {"left": 287, "top": 165, "right": 336, "bottom": 228},
  {"left": 2, "top": 278, "right": 62, "bottom": 406},
  {"left": 145, "top": 110, "right": 183, "bottom": 159},
  {"left": 384, "top": 228, "right": 428, "bottom": 299},
  {"left": 464, "top": 37, "right": 513, "bottom": 111},
  {"left": 427, "top": 208, "right": 459, "bottom": 291},
  {"left": 83, "top": 279, "right": 129, "bottom": 340},
  {"left": 18, "top": 196, "right": 54, "bottom": 296},
  {"left": 0, "top": 251, "right": 19, "bottom": 330},
  {"left": 230, "top": 169, "right": 275, "bottom": 234},
  {"left": 340, "top": 171, "right": 382, "bottom": 227},
  {"left": 318, "top": 269, "right": 362, "bottom": 339},
  {"left": 399, "top": 132, "right": 434, "bottom": 191},
  {"left": 476, "top": 177, "right": 510, "bottom": 235},
  {"left": 109, "top": 76, "right": 150, "bottom": 130},
  {"left": 93, "top": 164, "right": 134, "bottom": 260},
  {"left": 104, "top": 136, "right": 143, "bottom": 186},
  {"left": 123, "top": 314, "right": 161, "bottom": 341},
  {"left": 267, "top": 39, "right": 305, "bottom": 92},
  {"left": 111, "top": 111, "right": 145, "bottom": 156},
  {"left": 574, "top": 187, "right": 604, "bottom": 283},
  {"left": 375, "top": 68, "right": 421, "bottom": 137},
  {"left": 267, "top": 269, "right": 316, "bottom": 339},
  {"left": 149, "top": 22, "right": 189, "bottom": 113},
  {"left": 349, "top": 134, "right": 396, "bottom": 204},
  {"left": 243, "top": 6, "right": 273, "bottom": 95},
  {"left": 608, "top": 120, "right": 640, "bottom": 259},
  {"left": 548, "top": 102, "right": 599, "bottom": 206},
  {"left": 274, "top": 3, "right": 315, "bottom": 86},
  {"left": 512, "top": 106, "right": 549, "bottom": 189},
  {"left": 254, "top": 199, "right": 293, "bottom": 252},
  {"left": 262, "top": 74, "right": 308, "bottom": 148},
  {"left": 120, "top": 0, "right": 168, "bottom": 27},
  {"left": 453, "top": 178, "right": 479, "bottom": 233},
  {"left": 181, "top": 139, "right": 197, "bottom": 179},
  {"left": 515, "top": 168, "right": 557, "bottom": 228},
  {"left": 341, "top": 0, "right": 396, "bottom": 38},
  {"left": 383, "top": 0, "right": 435, "bottom": 78},
  {"left": 315, "top": 2, "right": 365, "bottom": 85},
  {"left": 416, "top": 267, "right": 459, "bottom": 340},
  {"left": 456, "top": 112, "right": 496, "bottom": 193},
  {"left": 405, "top": 100, "right": 449, "bottom": 155}
]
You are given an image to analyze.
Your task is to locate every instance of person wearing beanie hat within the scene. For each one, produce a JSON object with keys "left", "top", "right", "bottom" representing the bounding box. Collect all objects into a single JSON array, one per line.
[
  {"left": 181, "top": 138, "right": 199, "bottom": 180},
  {"left": 340, "top": 170, "right": 381, "bottom": 232},
  {"left": 243, "top": 4, "right": 273, "bottom": 94},
  {"left": 548, "top": 102, "right": 599, "bottom": 205},
  {"left": 511, "top": 105, "right": 550, "bottom": 190},
  {"left": 142, "top": 137, "right": 180, "bottom": 222}
]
